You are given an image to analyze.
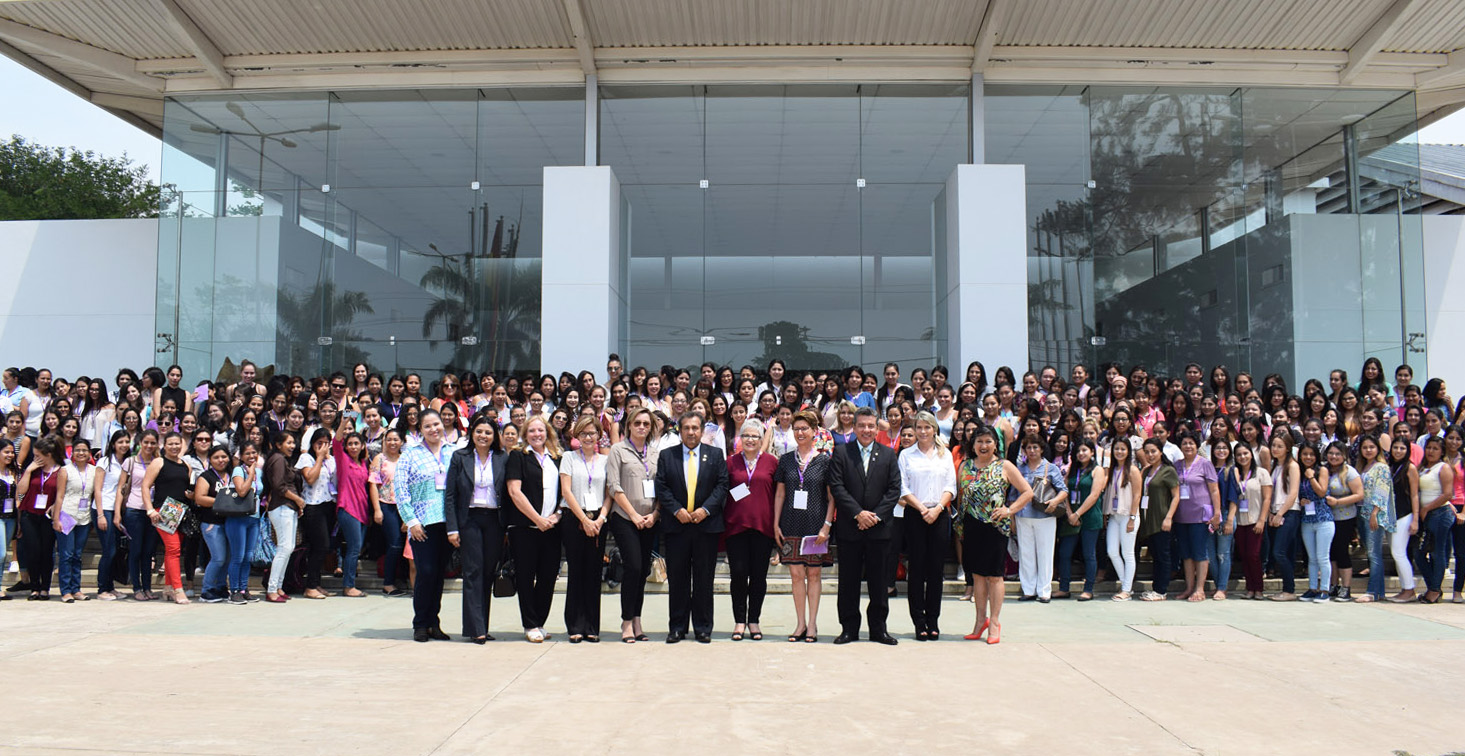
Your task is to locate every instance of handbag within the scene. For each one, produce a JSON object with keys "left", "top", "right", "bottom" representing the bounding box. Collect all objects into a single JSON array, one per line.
[
  {"left": 492, "top": 557, "right": 516, "bottom": 598},
  {"left": 210, "top": 471, "right": 257, "bottom": 517},
  {"left": 648, "top": 552, "right": 668, "bottom": 584},
  {"left": 1030, "top": 461, "right": 1064, "bottom": 517}
]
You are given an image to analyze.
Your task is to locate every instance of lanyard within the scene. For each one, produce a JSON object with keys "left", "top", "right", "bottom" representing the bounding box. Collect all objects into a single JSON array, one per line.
[
  {"left": 629, "top": 439, "right": 651, "bottom": 477},
  {"left": 742, "top": 452, "right": 760, "bottom": 481},
  {"left": 474, "top": 451, "right": 493, "bottom": 488},
  {"left": 796, "top": 449, "right": 814, "bottom": 489}
]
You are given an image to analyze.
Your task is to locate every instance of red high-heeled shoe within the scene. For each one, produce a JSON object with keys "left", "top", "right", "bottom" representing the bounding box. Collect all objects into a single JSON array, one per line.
[
  {"left": 986, "top": 622, "right": 1001, "bottom": 645},
  {"left": 964, "top": 619, "right": 989, "bottom": 641}
]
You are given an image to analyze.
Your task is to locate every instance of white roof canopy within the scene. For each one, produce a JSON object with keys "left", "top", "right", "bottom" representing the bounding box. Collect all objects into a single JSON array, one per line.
[{"left": 2, "top": 0, "right": 1464, "bottom": 136}]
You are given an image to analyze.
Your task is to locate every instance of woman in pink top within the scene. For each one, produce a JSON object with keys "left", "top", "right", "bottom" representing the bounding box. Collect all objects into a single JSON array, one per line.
[{"left": 332, "top": 414, "right": 372, "bottom": 597}]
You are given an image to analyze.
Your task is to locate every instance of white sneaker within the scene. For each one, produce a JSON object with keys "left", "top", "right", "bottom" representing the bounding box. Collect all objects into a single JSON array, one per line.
[
  {"left": 526, "top": 628, "right": 545, "bottom": 643},
  {"left": 6, "top": 561, "right": 16, "bottom": 573}
]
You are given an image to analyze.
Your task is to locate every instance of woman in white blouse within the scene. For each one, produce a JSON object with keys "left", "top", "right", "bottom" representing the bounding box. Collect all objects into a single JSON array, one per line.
[
  {"left": 560, "top": 416, "right": 610, "bottom": 643},
  {"left": 897, "top": 412, "right": 957, "bottom": 640}
]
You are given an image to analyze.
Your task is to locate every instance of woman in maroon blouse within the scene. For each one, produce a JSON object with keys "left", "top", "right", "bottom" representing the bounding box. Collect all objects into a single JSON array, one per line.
[
  {"left": 724, "top": 419, "right": 777, "bottom": 641},
  {"left": 16, "top": 435, "right": 65, "bottom": 600}
]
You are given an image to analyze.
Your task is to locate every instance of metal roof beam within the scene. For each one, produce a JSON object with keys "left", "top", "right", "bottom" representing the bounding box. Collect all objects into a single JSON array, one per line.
[
  {"left": 971, "top": 0, "right": 1006, "bottom": 74},
  {"left": 1417, "top": 50, "right": 1465, "bottom": 88},
  {"left": 155, "top": 0, "right": 232, "bottom": 88},
  {"left": 560, "top": 0, "right": 596, "bottom": 75},
  {"left": 0, "top": 17, "right": 160, "bottom": 91},
  {"left": 1340, "top": 0, "right": 1420, "bottom": 84}
]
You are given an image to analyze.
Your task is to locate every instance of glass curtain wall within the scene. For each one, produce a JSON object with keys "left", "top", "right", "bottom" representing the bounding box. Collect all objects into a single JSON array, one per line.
[
  {"left": 601, "top": 84, "right": 968, "bottom": 373},
  {"left": 987, "top": 84, "right": 1425, "bottom": 386},
  {"left": 157, "top": 88, "right": 582, "bottom": 381}
]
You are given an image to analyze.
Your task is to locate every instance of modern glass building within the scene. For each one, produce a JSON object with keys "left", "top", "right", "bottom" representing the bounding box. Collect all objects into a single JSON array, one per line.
[{"left": 2, "top": 0, "right": 1460, "bottom": 383}]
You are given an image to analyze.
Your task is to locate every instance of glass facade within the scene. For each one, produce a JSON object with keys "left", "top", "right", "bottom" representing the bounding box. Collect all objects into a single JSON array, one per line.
[
  {"left": 988, "top": 84, "right": 1425, "bottom": 384},
  {"left": 156, "top": 81, "right": 1423, "bottom": 382},
  {"left": 602, "top": 84, "right": 969, "bottom": 371},
  {"left": 157, "top": 88, "right": 583, "bottom": 380}
]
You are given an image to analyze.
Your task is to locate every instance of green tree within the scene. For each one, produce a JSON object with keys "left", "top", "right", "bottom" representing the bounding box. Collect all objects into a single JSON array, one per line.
[{"left": 0, "top": 135, "right": 159, "bottom": 220}]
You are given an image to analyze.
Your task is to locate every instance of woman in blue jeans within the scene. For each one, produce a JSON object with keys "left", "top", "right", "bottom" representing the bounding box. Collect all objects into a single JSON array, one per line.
[
  {"left": 1267, "top": 432, "right": 1303, "bottom": 601},
  {"left": 1057, "top": 440, "right": 1100, "bottom": 600},
  {"left": 1207, "top": 440, "right": 1236, "bottom": 599},
  {"left": 227, "top": 443, "right": 264, "bottom": 604},
  {"left": 1294, "top": 443, "right": 1334, "bottom": 602},
  {"left": 1416, "top": 436, "right": 1455, "bottom": 603},
  {"left": 90, "top": 432, "right": 131, "bottom": 601},
  {"left": 55, "top": 439, "right": 96, "bottom": 602},
  {"left": 331, "top": 418, "right": 371, "bottom": 598},
  {"left": 369, "top": 429, "right": 408, "bottom": 596},
  {"left": 118, "top": 431, "right": 160, "bottom": 601},
  {"left": 191, "top": 445, "right": 234, "bottom": 603},
  {"left": 1355, "top": 435, "right": 1395, "bottom": 602}
]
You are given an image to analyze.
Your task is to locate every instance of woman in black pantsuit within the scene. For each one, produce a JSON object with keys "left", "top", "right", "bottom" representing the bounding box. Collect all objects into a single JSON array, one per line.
[
  {"left": 445, "top": 415, "right": 508, "bottom": 644},
  {"left": 505, "top": 415, "right": 563, "bottom": 643}
]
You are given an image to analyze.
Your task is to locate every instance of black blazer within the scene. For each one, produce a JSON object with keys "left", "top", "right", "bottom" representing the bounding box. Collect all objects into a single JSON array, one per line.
[
  {"left": 443, "top": 446, "right": 508, "bottom": 534},
  {"left": 829, "top": 441, "right": 902, "bottom": 541},
  {"left": 503, "top": 448, "right": 562, "bottom": 528},
  {"left": 654, "top": 443, "right": 729, "bottom": 535}
]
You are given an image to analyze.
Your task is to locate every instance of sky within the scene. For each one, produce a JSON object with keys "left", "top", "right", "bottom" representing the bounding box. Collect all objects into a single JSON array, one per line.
[{"left": 3, "top": 54, "right": 1465, "bottom": 184}]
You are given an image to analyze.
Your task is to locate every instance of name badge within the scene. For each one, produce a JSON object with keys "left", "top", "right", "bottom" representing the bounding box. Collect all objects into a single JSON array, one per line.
[
  {"left": 1303, "top": 502, "right": 1316, "bottom": 516},
  {"left": 35, "top": 494, "right": 47, "bottom": 510},
  {"left": 434, "top": 470, "right": 446, "bottom": 490},
  {"left": 1069, "top": 490, "right": 1079, "bottom": 505},
  {"left": 730, "top": 483, "right": 750, "bottom": 501},
  {"left": 793, "top": 490, "right": 809, "bottom": 510},
  {"left": 1140, "top": 495, "right": 1149, "bottom": 511},
  {"left": 1179, "top": 487, "right": 1191, "bottom": 501},
  {"left": 641, "top": 480, "right": 656, "bottom": 499},
  {"left": 1, "top": 498, "right": 11, "bottom": 513},
  {"left": 1238, "top": 492, "right": 1248, "bottom": 513}
]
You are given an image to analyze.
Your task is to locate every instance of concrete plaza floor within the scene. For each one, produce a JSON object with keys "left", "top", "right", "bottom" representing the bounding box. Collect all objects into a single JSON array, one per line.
[{"left": 2, "top": 590, "right": 1463, "bottom": 755}]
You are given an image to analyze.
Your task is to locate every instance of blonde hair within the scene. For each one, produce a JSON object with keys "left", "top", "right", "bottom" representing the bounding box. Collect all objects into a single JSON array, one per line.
[
  {"left": 520, "top": 415, "right": 562, "bottom": 458},
  {"left": 912, "top": 411, "right": 949, "bottom": 456},
  {"left": 570, "top": 415, "right": 601, "bottom": 445},
  {"left": 835, "top": 400, "right": 858, "bottom": 430}
]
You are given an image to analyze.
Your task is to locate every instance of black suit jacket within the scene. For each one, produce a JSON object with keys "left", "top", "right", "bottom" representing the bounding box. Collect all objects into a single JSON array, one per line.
[
  {"left": 502, "top": 449, "right": 561, "bottom": 528},
  {"left": 443, "top": 446, "right": 508, "bottom": 534},
  {"left": 829, "top": 441, "right": 902, "bottom": 541},
  {"left": 654, "top": 443, "right": 729, "bottom": 535}
]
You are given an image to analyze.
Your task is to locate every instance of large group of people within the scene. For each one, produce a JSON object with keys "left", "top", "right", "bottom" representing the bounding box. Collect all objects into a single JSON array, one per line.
[{"left": 0, "top": 353, "right": 1460, "bottom": 646}]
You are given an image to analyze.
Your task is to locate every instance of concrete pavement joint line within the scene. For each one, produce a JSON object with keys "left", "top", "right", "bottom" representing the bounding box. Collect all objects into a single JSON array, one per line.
[
  {"left": 427, "top": 641, "right": 557, "bottom": 755},
  {"left": 1038, "top": 643, "right": 1202, "bottom": 754}
]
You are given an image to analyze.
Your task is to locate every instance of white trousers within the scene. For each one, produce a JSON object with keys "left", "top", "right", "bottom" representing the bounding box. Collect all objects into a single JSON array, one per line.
[
  {"left": 1105, "top": 516, "right": 1139, "bottom": 593},
  {"left": 1015, "top": 516, "right": 1057, "bottom": 598},
  {"left": 1392, "top": 514, "right": 1416, "bottom": 591}
]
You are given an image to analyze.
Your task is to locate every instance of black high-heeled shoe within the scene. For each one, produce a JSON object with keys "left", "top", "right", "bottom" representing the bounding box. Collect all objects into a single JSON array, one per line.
[{"left": 787, "top": 630, "right": 807, "bottom": 642}]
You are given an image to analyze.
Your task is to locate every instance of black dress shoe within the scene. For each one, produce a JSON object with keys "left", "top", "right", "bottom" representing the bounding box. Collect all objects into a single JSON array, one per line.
[
  {"left": 1019, "top": 594, "right": 1037, "bottom": 602},
  {"left": 665, "top": 632, "right": 683, "bottom": 644},
  {"left": 872, "top": 633, "right": 899, "bottom": 646},
  {"left": 413, "top": 628, "right": 430, "bottom": 643},
  {"left": 470, "top": 636, "right": 488, "bottom": 645},
  {"left": 695, "top": 632, "right": 711, "bottom": 644},
  {"left": 428, "top": 627, "right": 451, "bottom": 641},
  {"left": 833, "top": 632, "right": 858, "bottom": 645}
]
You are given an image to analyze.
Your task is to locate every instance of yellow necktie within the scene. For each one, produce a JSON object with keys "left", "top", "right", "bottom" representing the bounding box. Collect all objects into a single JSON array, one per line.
[{"left": 685, "top": 449, "right": 698, "bottom": 512}]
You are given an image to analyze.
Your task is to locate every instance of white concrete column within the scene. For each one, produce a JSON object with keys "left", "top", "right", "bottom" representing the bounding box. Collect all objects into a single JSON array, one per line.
[
  {"left": 941, "top": 163, "right": 1028, "bottom": 375},
  {"left": 541, "top": 165, "right": 622, "bottom": 377}
]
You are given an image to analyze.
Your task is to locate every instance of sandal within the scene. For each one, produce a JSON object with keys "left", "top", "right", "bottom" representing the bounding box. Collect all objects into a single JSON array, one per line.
[
  {"left": 787, "top": 630, "right": 807, "bottom": 643},
  {"left": 749, "top": 629, "right": 763, "bottom": 641},
  {"left": 61, "top": 595, "right": 74, "bottom": 604},
  {"left": 1077, "top": 592, "right": 1093, "bottom": 601},
  {"left": 634, "top": 634, "right": 650, "bottom": 642},
  {"left": 621, "top": 633, "right": 637, "bottom": 644}
]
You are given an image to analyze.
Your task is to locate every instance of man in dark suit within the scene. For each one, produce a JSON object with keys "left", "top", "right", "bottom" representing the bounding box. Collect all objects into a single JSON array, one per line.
[
  {"left": 654, "top": 412, "right": 729, "bottom": 643},
  {"left": 829, "top": 407, "right": 901, "bottom": 645}
]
